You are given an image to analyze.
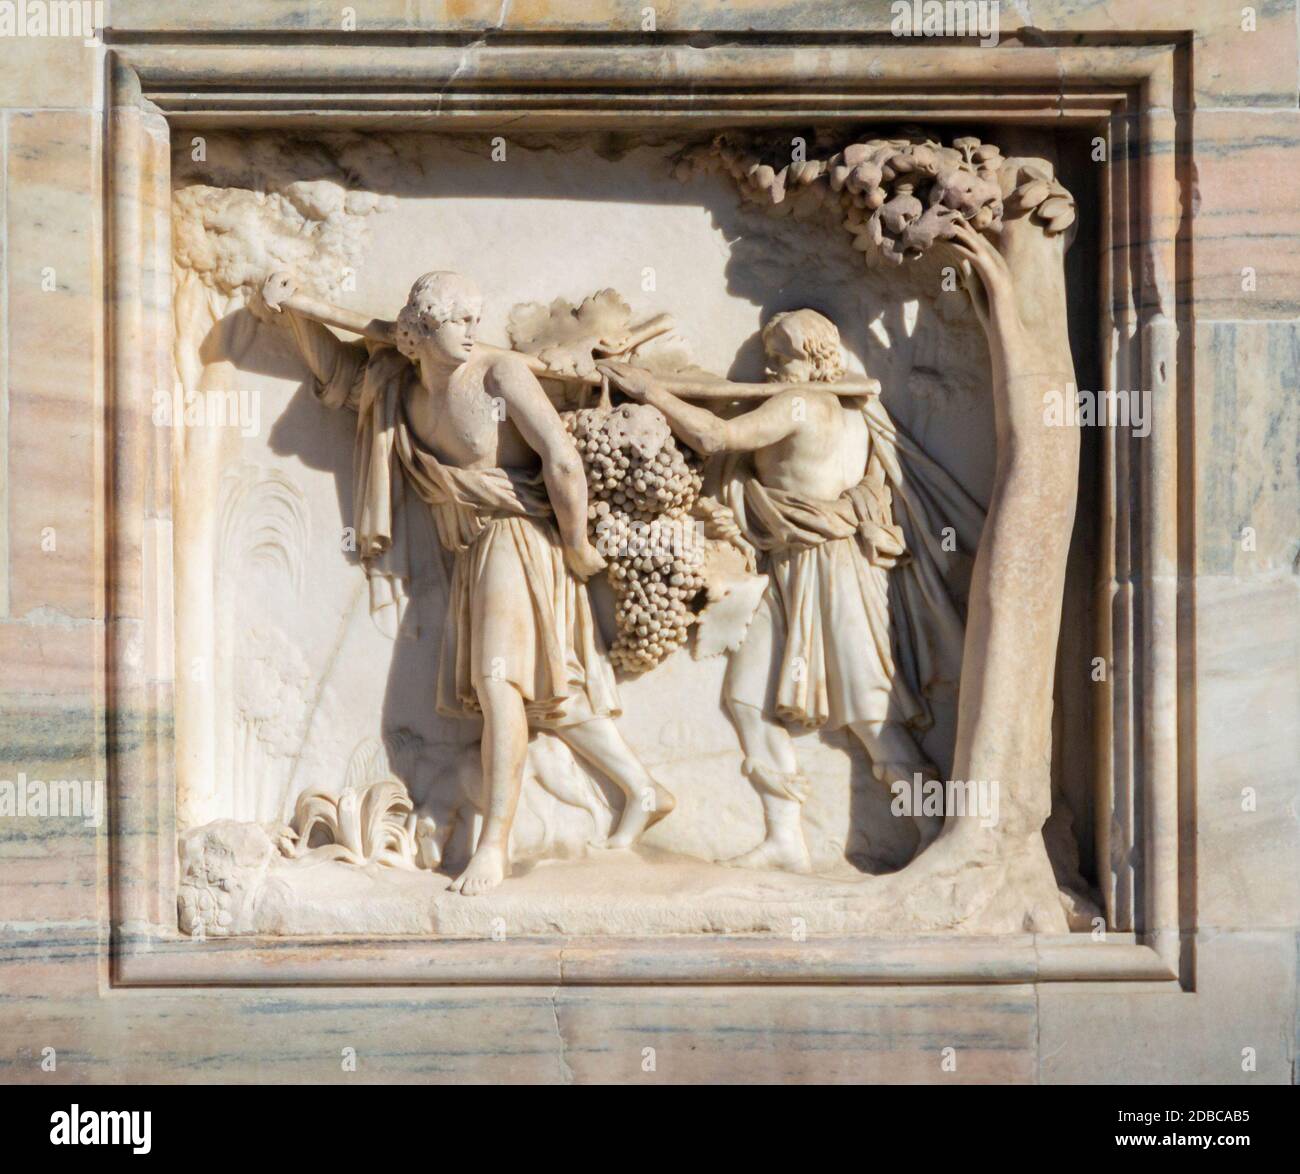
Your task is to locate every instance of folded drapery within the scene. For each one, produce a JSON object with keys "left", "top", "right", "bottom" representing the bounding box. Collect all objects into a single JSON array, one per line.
[
  {"left": 316, "top": 341, "right": 619, "bottom": 726},
  {"left": 713, "top": 395, "right": 985, "bottom": 733}
]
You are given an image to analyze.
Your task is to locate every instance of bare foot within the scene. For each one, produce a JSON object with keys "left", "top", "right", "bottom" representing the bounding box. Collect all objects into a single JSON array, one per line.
[
  {"left": 603, "top": 782, "right": 676, "bottom": 850},
  {"left": 725, "top": 835, "right": 813, "bottom": 874},
  {"left": 449, "top": 843, "right": 508, "bottom": 896}
]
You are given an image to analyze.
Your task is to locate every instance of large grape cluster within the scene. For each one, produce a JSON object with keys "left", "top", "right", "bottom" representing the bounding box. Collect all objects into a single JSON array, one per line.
[{"left": 563, "top": 403, "right": 706, "bottom": 673}]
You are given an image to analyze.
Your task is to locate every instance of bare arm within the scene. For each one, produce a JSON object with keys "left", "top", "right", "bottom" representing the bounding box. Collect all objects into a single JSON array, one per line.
[
  {"left": 261, "top": 272, "right": 385, "bottom": 409},
  {"left": 486, "top": 354, "right": 606, "bottom": 578},
  {"left": 263, "top": 273, "right": 397, "bottom": 346},
  {"left": 282, "top": 309, "right": 366, "bottom": 389},
  {"left": 598, "top": 361, "right": 800, "bottom": 456}
]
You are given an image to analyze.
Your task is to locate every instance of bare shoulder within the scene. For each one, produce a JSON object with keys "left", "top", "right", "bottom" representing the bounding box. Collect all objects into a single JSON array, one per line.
[
  {"left": 767, "top": 385, "right": 839, "bottom": 416},
  {"left": 481, "top": 349, "right": 536, "bottom": 388},
  {"left": 760, "top": 387, "right": 807, "bottom": 411},
  {"left": 808, "top": 386, "right": 844, "bottom": 409}
]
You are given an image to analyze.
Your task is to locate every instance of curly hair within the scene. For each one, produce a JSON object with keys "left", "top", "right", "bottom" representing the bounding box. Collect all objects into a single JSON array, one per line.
[
  {"left": 393, "top": 271, "right": 483, "bottom": 360},
  {"left": 761, "top": 309, "right": 845, "bottom": 384}
]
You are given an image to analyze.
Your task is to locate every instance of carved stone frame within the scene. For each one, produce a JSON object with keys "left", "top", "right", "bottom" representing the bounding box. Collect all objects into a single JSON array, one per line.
[{"left": 105, "top": 33, "right": 1189, "bottom": 987}]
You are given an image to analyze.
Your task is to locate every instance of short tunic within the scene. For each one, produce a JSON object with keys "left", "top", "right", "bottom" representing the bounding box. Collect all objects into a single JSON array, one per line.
[
  {"left": 316, "top": 336, "right": 619, "bottom": 728},
  {"left": 722, "top": 475, "right": 925, "bottom": 732},
  {"left": 436, "top": 510, "right": 619, "bottom": 727}
]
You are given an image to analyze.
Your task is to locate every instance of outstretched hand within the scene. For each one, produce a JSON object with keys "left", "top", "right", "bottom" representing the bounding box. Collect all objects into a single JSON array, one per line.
[
  {"left": 597, "top": 360, "right": 658, "bottom": 403},
  {"left": 261, "top": 271, "right": 297, "bottom": 314}
]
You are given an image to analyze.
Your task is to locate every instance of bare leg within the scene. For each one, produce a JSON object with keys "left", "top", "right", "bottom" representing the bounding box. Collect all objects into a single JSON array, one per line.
[
  {"left": 555, "top": 717, "right": 675, "bottom": 849},
  {"left": 849, "top": 719, "right": 942, "bottom": 855},
  {"left": 723, "top": 700, "right": 812, "bottom": 873},
  {"left": 449, "top": 678, "right": 528, "bottom": 895}
]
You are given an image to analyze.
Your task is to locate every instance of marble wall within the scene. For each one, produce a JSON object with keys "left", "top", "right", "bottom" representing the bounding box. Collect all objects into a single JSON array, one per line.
[{"left": 0, "top": 2, "right": 1295, "bottom": 1083}]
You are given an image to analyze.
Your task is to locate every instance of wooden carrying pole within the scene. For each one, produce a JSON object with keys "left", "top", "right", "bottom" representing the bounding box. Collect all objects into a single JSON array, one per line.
[{"left": 277, "top": 293, "right": 879, "bottom": 399}]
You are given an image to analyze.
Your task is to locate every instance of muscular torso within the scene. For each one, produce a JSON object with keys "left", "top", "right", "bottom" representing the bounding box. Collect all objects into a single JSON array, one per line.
[
  {"left": 753, "top": 388, "right": 870, "bottom": 500},
  {"left": 403, "top": 354, "right": 540, "bottom": 472}
]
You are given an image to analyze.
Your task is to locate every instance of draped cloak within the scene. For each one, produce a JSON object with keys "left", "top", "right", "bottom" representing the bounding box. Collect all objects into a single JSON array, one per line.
[
  {"left": 316, "top": 341, "right": 619, "bottom": 728},
  {"left": 716, "top": 394, "right": 984, "bottom": 734}
]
